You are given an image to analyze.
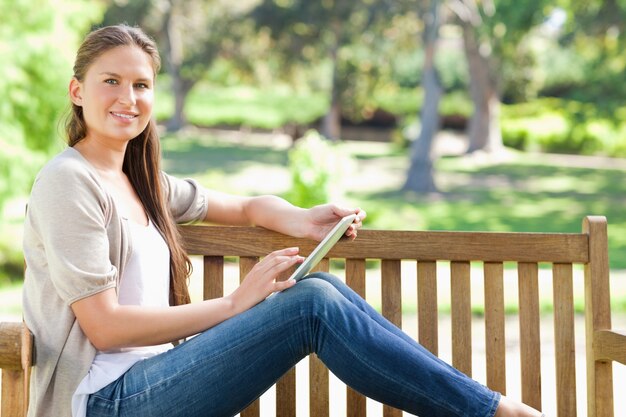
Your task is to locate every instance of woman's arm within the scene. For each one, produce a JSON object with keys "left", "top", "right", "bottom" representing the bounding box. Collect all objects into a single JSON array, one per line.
[
  {"left": 72, "top": 247, "right": 303, "bottom": 351},
  {"left": 203, "top": 190, "right": 365, "bottom": 241}
]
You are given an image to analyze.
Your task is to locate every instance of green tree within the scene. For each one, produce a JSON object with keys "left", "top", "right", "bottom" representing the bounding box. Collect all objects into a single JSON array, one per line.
[
  {"left": 251, "top": 0, "right": 393, "bottom": 140},
  {"left": 403, "top": 0, "right": 442, "bottom": 193},
  {"left": 0, "top": 0, "right": 102, "bottom": 212},
  {"left": 555, "top": 0, "right": 626, "bottom": 113},
  {"left": 450, "top": 0, "right": 551, "bottom": 153}
]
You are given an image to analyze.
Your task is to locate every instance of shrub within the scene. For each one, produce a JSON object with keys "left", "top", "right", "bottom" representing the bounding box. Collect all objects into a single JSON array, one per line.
[{"left": 285, "top": 130, "right": 355, "bottom": 208}]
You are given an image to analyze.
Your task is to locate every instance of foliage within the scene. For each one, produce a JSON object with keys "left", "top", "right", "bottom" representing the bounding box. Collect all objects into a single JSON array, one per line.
[
  {"left": 501, "top": 98, "right": 626, "bottom": 156},
  {"left": 250, "top": 0, "right": 418, "bottom": 124},
  {"left": 285, "top": 130, "right": 354, "bottom": 208},
  {"left": 0, "top": 0, "right": 102, "bottom": 281},
  {"left": 0, "top": 0, "right": 102, "bottom": 211}
]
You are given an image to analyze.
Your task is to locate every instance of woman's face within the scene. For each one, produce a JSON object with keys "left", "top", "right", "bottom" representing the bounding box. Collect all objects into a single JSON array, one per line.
[{"left": 69, "top": 45, "right": 155, "bottom": 147}]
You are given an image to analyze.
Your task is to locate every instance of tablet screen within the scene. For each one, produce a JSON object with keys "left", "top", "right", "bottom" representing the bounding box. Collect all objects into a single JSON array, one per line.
[{"left": 289, "top": 214, "right": 357, "bottom": 282}]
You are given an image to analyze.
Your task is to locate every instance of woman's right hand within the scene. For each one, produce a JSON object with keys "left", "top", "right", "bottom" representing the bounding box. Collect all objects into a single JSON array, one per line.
[{"left": 229, "top": 247, "right": 304, "bottom": 314}]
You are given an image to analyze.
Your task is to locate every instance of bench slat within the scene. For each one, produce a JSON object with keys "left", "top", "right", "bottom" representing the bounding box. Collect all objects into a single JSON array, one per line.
[
  {"left": 181, "top": 227, "right": 589, "bottom": 263},
  {"left": 240, "top": 257, "right": 261, "bottom": 417},
  {"left": 310, "top": 260, "right": 330, "bottom": 417},
  {"left": 204, "top": 256, "right": 223, "bottom": 300},
  {"left": 518, "top": 262, "right": 542, "bottom": 410},
  {"left": 381, "top": 260, "right": 402, "bottom": 417},
  {"left": 417, "top": 261, "right": 438, "bottom": 355},
  {"left": 553, "top": 263, "right": 577, "bottom": 417},
  {"left": 451, "top": 261, "right": 472, "bottom": 377},
  {"left": 345, "top": 259, "right": 367, "bottom": 417},
  {"left": 484, "top": 262, "right": 506, "bottom": 394}
]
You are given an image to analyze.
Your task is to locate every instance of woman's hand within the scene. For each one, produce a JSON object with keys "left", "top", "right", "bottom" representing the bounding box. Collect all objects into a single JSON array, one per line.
[
  {"left": 229, "top": 247, "right": 304, "bottom": 313},
  {"left": 304, "top": 204, "right": 366, "bottom": 241}
]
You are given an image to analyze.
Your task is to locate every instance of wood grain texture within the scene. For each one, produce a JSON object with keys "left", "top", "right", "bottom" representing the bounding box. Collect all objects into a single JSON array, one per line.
[
  {"left": 594, "top": 330, "right": 626, "bottom": 365},
  {"left": 484, "top": 262, "right": 506, "bottom": 394},
  {"left": 518, "top": 262, "right": 542, "bottom": 410},
  {"left": 345, "top": 259, "right": 367, "bottom": 417},
  {"left": 381, "top": 260, "right": 402, "bottom": 417},
  {"left": 0, "top": 323, "right": 22, "bottom": 370},
  {"left": 451, "top": 261, "right": 472, "bottom": 377},
  {"left": 240, "top": 256, "right": 261, "bottom": 417},
  {"left": 583, "top": 216, "right": 614, "bottom": 417},
  {"left": 180, "top": 226, "right": 588, "bottom": 262},
  {"left": 553, "top": 263, "right": 577, "bottom": 417},
  {"left": 204, "top": 256, "right": 223, "bottom": 300},
  {"left": 418, "top": 261, "right": 438, "bottom": 355}
]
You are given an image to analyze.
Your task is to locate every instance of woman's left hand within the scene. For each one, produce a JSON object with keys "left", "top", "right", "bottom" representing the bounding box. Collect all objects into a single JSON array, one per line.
[{"left": 304, "top": 204, "right": 366, "bottom": 242}]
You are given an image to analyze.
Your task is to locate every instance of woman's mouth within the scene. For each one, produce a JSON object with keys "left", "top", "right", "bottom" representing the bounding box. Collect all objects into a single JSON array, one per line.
[{"left": 111, "top": 112, "right": 138, "bottom": 120}]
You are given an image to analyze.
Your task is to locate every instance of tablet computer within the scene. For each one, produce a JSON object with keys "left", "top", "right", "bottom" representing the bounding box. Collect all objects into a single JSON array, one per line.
[{"left": 289, "top": 214, "right": 357, "bottom": 282}]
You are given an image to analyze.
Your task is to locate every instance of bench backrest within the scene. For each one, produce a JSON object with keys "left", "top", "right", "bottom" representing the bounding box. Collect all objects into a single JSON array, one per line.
[
  {"left": 178, "top": 215, "right": 618, "bottom": 417},
  {"left": 1, "top": 215, "right": 623, "bottom": 417}
]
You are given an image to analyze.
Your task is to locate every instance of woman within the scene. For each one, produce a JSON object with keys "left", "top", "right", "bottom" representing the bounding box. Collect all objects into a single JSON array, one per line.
[{"left": 22, "top": 24, "right": 544, "bottom": 417}]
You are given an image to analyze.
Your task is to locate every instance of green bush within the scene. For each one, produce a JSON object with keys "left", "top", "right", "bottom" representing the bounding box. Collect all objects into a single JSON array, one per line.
[
  {"left": 501, "top": 98, "right": 626, "bottom": 156},
  {"left": 285, "top": 130, "right": 355, "bottom": 208}
]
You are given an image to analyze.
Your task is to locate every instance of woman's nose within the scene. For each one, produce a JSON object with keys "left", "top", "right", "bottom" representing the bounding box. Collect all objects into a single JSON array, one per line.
[{"left": 118, "top": 84, "right": 136, "bottom": 105}]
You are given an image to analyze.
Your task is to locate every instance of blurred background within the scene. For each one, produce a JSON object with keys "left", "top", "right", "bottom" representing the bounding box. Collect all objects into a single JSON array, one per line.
[
  {"left": 1, "top": 0, "right": 626, "bottom": 414},
  {"left": 2, "top": 0, "right": 626, "bottom": 304}
]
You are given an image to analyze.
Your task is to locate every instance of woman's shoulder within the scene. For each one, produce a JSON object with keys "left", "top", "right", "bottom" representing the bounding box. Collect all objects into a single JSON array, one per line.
[
  {"left": 30, "top": 147, "right": 106, "bottom": 205},
  {"left": 35, "top": 147, "right": 99, "bottom": 186}
]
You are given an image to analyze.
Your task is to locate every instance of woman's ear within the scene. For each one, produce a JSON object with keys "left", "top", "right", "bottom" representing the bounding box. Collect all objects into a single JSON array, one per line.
[{"left": 69, "top": 78, "right": 83, "bottom": 106}]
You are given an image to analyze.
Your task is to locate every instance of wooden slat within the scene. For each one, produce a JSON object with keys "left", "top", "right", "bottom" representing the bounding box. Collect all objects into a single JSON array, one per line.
[
  {"left": 518, "top": 262, "right": 542, "bottom": 410},
  {"left": 310, "top": 259, "right": 329, "bottom": 417},
  {"left": 381, "top": 260, "right": 402, "bottom": 417},
  {"left": 239, "top": 257, "right": 260, "bottom": 417},
  {"left": 451, "top": 261, "right": 472, "bottom": 377},
  {"left": 583, "top": 216, "right": 613, "bottom": 417},
  {"left": 276, "top": 368, "right": 296, "bottom": 417},
  {"left": 484, "top": 262, "right": 506, "bottom": 394},
  {"left": 594, "top": 330, "right": 626, "bottom": 365},
  {"left": 2, "top": 370, "right": 25, "bottom": 417},
  {"left": 181, "top": 226, "right": 589, "bottom": 263},
  {"left": 346, "top": 259, "right": 367, "bottom": 417},
  {"left": 553, "top": 263, "right": 577, "bottom": 417},
  {"left": 417, "top": 261, "right": 438, "bottom": 355},
  {"left": 203, "top": 256, "right": 223, "bottom": 300},
  {"left": 274, "top": 251, "right": 297, "bottom": 417}
]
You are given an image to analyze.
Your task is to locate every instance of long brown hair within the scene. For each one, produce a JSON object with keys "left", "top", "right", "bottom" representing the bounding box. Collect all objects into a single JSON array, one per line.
[{"left": 66, "top": 24, "right": 191, "bottom": 306}]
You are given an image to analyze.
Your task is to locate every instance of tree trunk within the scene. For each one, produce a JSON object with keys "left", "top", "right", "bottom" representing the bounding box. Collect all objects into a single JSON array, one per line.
[
  {"left": 461, "top": 22, "right": 503, "bottom": 153},
  {"left": 403, "top": 0, "right": 441, "bottom": 193},
  {"left": 321, "top": 26, "right": 341, "bottom": 141},
  {"left": 162, "top": 1, "right": 188, "bottom": 132}
]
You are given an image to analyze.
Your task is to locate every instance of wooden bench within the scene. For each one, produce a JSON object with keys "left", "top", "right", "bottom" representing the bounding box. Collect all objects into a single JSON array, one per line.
[{"left": 2, "top": 215, "right": 625, "bottom": 416}]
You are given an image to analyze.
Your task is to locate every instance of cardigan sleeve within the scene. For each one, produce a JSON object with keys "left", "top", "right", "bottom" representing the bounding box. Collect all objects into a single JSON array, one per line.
[
  {"left": 25, "top": 156, "right": 117, "bottom": 305},
  {"left": 161, "top": 172, "right": 210, "bottom": 224}
]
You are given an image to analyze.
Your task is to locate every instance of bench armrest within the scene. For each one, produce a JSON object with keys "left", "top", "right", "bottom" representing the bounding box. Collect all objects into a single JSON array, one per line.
[
  {"left": 594, "top": 329, "right": 626, "bottom": 365},
  {"left": 0, "top": 322, "right": 32, "bottom": 370}
]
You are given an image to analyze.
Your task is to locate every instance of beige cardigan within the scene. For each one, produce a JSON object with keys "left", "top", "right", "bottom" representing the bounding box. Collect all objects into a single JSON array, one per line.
[{"left": 22, "top": 147, "right": 209, "bottom": 417}]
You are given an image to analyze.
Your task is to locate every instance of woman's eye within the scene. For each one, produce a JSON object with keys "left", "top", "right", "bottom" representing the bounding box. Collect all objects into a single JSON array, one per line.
[
  {"left": 104, "top": 79, "right": 118, "bottom": 85},
  {"left": 135, "top": 83, "right": 149, "bottom": 89}
]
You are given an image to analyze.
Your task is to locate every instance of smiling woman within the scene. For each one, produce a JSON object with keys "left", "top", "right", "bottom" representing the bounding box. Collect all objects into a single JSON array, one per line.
[{"left": 21, "top": 24, "right": 541, "bottom": 417}]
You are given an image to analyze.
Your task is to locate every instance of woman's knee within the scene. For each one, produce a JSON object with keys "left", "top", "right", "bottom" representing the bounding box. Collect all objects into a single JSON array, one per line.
[
  {"left": 289, "top": 275, "right": 345, "bottom": 311},
  {"left": 302, "top": 272, "right": 343, "bottom": 288}
]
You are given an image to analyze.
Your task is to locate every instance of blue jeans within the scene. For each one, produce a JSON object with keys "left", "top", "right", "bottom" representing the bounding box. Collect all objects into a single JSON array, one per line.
[{"left": 87, "top": 273, "right": 500, "bottom": 417}]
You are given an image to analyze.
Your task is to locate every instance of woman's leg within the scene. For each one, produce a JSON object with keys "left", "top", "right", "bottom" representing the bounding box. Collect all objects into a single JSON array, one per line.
[{"left": 87, "top": 275, "right": 499, "bottom": 417}]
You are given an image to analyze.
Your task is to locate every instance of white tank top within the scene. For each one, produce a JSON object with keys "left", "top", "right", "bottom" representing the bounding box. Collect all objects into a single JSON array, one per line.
[{"left": 72, "top": 219, "right": 172, "bottom": 417}]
